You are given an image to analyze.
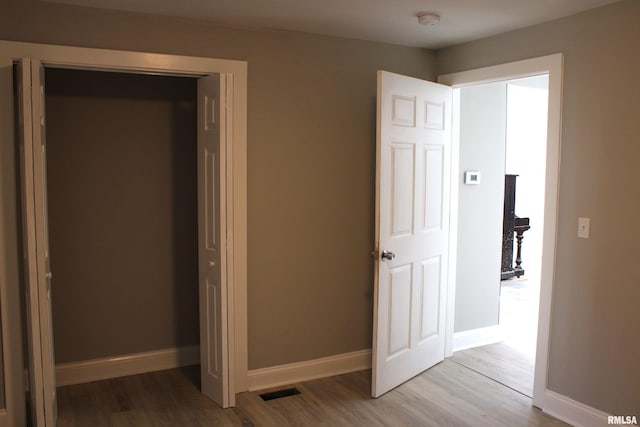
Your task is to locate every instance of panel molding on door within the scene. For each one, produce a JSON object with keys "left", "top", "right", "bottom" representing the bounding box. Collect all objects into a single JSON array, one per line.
[
  {"left": 18, "top": 60, "right": 58, "bottom": 426},
  {"left": 198, "top": 74, "right": 230, "bottom": 408},
  {"left": 32, "top": 61, "right": 58, "bottom": 427},
  {"left": 423, "top": 145, "right": 444, "bottom": 232},
  {"left": 390, "top": 143, "right": 415, "bottom": 237},
  {"left": 372, "top": 71, "right": 452, "bottom": 397}
]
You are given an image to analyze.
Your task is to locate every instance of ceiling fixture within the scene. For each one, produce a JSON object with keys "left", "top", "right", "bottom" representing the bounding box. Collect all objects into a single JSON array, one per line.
[{"left": 417, "top": 12, "right": 441, "bottom": 26}]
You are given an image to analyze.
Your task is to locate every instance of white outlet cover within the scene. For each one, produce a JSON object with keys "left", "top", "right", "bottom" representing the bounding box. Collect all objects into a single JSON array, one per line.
[{"left": 578, "top": 217, "right": 590, "bottom": 239}]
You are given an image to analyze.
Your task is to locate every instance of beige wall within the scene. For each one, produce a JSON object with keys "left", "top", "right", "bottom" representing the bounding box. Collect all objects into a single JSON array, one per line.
[
  {"left": 9, "top": 0, "right": 636, "bottom": 417},
  {"left": 45, "top": 69, "right": 199, "bottom": 363},
  {"left": 1, "top": 0, "right": 435, "bottom": 370},
  {"left": 0, "top": 312, "right": 4, "bottom": 408},
  {"left": 438, "top": 0, "right": 640, "bottom": 414}
]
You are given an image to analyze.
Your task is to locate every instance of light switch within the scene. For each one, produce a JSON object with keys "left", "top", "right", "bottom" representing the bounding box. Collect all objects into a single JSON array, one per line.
[{"left": 578, "top": 217, "right": 590, "bottom": 239}]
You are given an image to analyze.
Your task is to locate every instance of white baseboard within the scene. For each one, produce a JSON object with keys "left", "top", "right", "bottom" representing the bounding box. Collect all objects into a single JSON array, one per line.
[
  {"left": 453, "top": 325, "right": 503, "bottom": 352},
  {"left": 55, "top": 345, "right": 200, "bottom": 387},
  {"left": 542, "top": 390, "right": 610, "bottom": 427},
  {"left": 247, "top": 349, "right": 372, "bottom": 392}
]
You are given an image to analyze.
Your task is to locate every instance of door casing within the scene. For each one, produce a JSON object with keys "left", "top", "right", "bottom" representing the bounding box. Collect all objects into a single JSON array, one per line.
[
  {"left": 438, "top": 53, "right": 564, "bottom": 409},
  {"left": 0, "top": 40, "right": 249, "bottom": 423}
]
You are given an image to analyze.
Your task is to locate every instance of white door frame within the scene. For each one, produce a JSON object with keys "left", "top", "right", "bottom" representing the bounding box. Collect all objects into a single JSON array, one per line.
[
  {"left": 438, "top": 53, "right": 563, "bottom": 408},
  {"left": 0, "top": 40, "right": 249, "bottom": 417},
  {"left": 0, "top": 51, "right": 27, "bottom": 427}
]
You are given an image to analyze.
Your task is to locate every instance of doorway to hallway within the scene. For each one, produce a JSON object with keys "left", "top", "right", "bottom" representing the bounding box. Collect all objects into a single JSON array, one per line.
[{"left": 451, "top": 74, "right": 550, "bottom": 399}]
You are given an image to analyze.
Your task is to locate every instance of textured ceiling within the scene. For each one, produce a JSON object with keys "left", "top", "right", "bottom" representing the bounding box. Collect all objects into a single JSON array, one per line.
[{"left": 44, "top": 0, "right": 622, "bottom": 48}]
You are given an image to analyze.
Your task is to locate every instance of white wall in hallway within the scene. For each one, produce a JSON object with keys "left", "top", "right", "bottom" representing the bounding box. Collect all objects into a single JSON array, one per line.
[
  {"left": 505, "top": 75, "right": 549, "bottom": 290},
  {"left": 454, "top": 81, "right": 508, "bottom": 333}
]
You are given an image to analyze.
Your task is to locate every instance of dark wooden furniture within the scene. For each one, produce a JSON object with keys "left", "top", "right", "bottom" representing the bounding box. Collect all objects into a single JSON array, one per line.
[{"left": 501, "top": 175, "right": 530, "bottom": 280}]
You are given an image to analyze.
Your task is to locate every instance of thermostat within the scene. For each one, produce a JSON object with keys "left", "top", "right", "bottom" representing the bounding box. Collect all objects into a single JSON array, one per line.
[{"left": 464, "top": 171, "right": 481, "bottom": 185}]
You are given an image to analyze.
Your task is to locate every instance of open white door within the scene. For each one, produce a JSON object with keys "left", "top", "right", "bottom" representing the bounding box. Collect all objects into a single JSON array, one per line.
[
  {"left": 16, "top": 57, "right": 44, "bottom": 427},
  {"left": 372, "top": 71, "right": 452, "bottom": 397},
  {"left": 19, "top": 60, "right": 58, "bottom": 426},
  {"left": 197, "top": 74, "right": 230, "bottom": 407}
]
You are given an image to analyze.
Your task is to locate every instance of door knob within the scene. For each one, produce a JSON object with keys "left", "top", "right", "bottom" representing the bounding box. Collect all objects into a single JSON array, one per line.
[
  {"left": 209, "top": 260, "right": 215, "bottom": 268},
  {"left": 381, "top": 250, "right": 395, "bottom": 261},
  {"left": 45, "top": 272, "right": 53, "bottom": 279}
]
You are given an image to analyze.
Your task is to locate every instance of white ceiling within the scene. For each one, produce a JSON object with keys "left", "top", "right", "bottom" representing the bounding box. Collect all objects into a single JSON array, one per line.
[{"left": 45, "top": 0, "right": 622, "bottom": 48}]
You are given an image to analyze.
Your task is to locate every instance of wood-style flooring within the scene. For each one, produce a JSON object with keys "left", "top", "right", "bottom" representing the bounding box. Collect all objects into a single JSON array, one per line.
[
  {"left": 450, "top": 342, "right": 534, "bottom": 397},
  {"left": 57, "top": 361, "right": 566, "bottom": 427}
]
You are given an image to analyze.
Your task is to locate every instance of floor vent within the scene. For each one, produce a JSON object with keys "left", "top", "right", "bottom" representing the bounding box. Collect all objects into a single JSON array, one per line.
[{"left": 259, "top": 387, "right": 301, "bottom": 401}]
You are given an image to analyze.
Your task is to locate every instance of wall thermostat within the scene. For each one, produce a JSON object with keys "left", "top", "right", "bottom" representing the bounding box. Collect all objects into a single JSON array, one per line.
[{"left": 464, "top": 171, "right": 481, "bottom": 185}]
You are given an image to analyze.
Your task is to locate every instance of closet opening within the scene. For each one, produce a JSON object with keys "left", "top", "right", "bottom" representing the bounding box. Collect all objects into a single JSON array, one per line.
[
  {"left": 17, "top": 63, "right": 232, "bottom": 425},
  {"left": 45, "top": 68, "right": 200, "bottom": 380},
  {"left": 4, "top": 43, "right": 246, "bottom": 426}
]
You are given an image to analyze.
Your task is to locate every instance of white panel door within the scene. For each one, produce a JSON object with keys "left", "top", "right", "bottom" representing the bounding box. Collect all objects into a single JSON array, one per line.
[
  {"left": 21, "top": 61, "right": 58, "bottom": 425},
  {"left": 372, "top": 71, "right": 452, "bottom": 397},
  {"left": 16, "top": 58, "right": 46, "bottom": 427},
  {"left": 197, "top": 74, "right": 230, "bottom": 407}
]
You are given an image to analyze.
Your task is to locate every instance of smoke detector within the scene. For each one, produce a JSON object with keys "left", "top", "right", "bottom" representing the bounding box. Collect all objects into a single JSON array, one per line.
[{"left": 417, "top": 12, "right": 441, "bottom": 26}]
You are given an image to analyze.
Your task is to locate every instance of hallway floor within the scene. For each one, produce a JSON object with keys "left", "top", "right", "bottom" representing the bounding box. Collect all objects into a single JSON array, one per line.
[
  {"left": 451, "top": 279, "right": 539, "bottom": 397},
  {"left": 499, "top": 279, "right": 539, "bottom": 358}
]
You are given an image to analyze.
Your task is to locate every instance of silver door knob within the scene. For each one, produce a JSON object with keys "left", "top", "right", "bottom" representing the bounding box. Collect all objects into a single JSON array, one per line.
[{"left": 381, "top": 250, "right": 395, "bottom": 261}]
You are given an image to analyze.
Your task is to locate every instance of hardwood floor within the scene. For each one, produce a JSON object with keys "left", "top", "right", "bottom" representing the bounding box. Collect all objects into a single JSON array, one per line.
[
  {"left": 56, "top": 361, "right": 567, "bottom": 427},
  {"left": 450, "top": 342, "right": 534, "bottom": 397},
  {"left": 448, "top": 279, "right": 540, "bottom": 398}
]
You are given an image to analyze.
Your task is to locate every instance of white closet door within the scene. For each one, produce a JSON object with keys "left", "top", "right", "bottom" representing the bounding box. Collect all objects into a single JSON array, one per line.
[
  {"left": 20, "top": 60, "right": 58, "bottom": 426},
  {"left": 197, "top": 74, "right": 230, "bottom": 407}
]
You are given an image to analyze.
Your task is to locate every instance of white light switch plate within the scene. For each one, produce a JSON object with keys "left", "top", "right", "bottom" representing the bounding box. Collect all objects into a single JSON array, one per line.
[{"left": 578, "top": 217, "right": 590, "bottom": 239}]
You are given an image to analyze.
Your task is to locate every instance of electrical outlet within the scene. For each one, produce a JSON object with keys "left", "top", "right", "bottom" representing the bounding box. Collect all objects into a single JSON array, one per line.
[{"left": 578, "top": 217, "right": 590, "bottom": 239}]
